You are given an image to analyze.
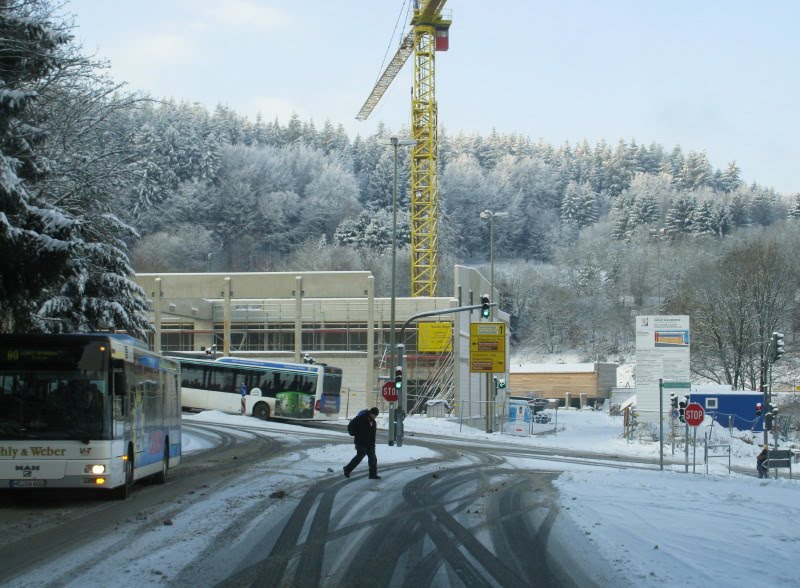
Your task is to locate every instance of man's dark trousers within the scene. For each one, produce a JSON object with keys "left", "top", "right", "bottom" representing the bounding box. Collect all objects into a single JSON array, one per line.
[{"left": 344, "top": 443, "right": 377, "bottom": 477}]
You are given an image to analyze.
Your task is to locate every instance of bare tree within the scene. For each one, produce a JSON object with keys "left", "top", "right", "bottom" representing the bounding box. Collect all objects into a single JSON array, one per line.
[{"left": 668, "top": 228, "right": 798, "bottom": 389}]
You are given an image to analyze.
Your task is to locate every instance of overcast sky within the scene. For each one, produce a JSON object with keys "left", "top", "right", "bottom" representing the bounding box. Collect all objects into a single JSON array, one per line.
[{"left": 67, "top": 0, "right": 799, "bottom": 193}]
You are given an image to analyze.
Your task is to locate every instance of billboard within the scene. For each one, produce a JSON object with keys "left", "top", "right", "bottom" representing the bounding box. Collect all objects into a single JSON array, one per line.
[{"left": 635, "top": 315, "right": 691, "bottom": 421}]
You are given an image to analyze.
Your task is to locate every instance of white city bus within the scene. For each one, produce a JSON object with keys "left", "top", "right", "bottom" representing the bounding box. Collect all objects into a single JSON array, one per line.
[
  {"left": 0, "top": 333, "right": 181, "bottom": 499},
  {"left": 175, "top": 356, "right": 342, "bottom": 421}
]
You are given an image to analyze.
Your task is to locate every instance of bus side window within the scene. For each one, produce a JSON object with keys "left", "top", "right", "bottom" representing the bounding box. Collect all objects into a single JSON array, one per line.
[{"left": 113, "top": 369, "right": 126, "bottom": 417}]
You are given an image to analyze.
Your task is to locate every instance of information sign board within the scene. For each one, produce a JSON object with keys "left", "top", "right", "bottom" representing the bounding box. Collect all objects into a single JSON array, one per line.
[
  {"left": 418, "top": 322, "right": 452, "bottom": 352},
  {"left": 469, "top": 322, "right": 506, "bottom": 373}
]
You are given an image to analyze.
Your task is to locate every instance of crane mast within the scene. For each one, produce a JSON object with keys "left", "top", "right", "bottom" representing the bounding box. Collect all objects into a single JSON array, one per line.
[{"left": 357, "top": 1, "right": 451, "bottom": 297}]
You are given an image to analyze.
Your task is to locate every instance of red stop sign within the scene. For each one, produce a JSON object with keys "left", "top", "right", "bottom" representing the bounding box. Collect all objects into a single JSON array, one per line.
[
  {"left": 684, "top": 402, "right": 705, "bottom": 427},
  {"left": 382, "top": 381, "right": 398, "bottom": 402}
]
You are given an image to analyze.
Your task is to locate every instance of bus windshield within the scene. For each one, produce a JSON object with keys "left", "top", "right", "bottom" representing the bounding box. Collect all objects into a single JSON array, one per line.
[{"left": 0, "top": 341, "right": 110, "bottom": 441}]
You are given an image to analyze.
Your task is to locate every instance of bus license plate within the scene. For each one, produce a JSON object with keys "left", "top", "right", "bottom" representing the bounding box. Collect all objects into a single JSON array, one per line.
[{"left": 10, "top": 480, "right": 47, "bottom": 488}]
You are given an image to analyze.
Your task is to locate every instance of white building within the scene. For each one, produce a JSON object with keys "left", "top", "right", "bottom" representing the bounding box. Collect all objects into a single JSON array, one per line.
[{"left": 134, "top": 265, "right": 510, "bottom": 419}]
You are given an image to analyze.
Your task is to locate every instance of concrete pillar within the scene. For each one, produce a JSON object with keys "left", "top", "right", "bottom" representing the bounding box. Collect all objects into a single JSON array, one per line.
[
  {"left": 452, "top": 298, "right": 462, "bottom": 407},
  {"left": 366, "top": 275, "right": 375, "bottom": 406},
  {"left": 223, "top": 276, "right": 232, "bottom": 356},
  {"left": 153, "top": 277, "right": 162, "bottom": 353},
  {"left": 294, "top": 276, "right": 302, "bottom": 362},
  {"left": 580, "top": 392, "right": 588, "bottom": 409},
  {"left": 565, "top": 392, "right": 572, "bottom": 408}
]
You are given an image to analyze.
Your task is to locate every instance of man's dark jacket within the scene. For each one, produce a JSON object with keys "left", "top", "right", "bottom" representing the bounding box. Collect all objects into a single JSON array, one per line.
[{"left": 350, "top": 410, "right": 376, "bottom": 447}]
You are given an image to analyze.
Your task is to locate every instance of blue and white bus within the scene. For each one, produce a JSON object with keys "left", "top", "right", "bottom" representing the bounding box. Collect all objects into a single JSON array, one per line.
[
  {"left": 175, "top": 356, "right": 342, "bottom": 421},
  {"left": 0, "top": 333, "right": 181, "bottom": 499}
]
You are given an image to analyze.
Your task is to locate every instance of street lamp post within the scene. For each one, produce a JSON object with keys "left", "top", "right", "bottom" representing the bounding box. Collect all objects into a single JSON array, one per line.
[
  {"left": 381, "top": 136, "right": 416, "bottom": 444},
  {"left": 479, "top": 209, "right": 508, "bottom": 433},
  {"left": 479, "top": 209, "right": 509, "bottom": 316},
  {"left": 648, "top": 227, "right": 667, "bottom": 313}
]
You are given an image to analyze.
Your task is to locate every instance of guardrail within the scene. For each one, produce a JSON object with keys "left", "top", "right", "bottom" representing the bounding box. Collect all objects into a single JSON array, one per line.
[
  {"left": 765, "top": 449, "right": 793, "bottom": 479},
  {"left": 704, "top": 431, "right": 731, "bottom": 474}
]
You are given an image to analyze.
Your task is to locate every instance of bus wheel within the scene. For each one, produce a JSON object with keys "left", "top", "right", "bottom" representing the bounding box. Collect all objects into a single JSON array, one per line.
[
  {"left": 253, "top": 402, "right": 271, "bottom": 420},
  {"left": 154, "top": 442, "right": 169, "bottom": 484},
  {"left": 112, "top": 448, "right": 134, "bottom": 500}
]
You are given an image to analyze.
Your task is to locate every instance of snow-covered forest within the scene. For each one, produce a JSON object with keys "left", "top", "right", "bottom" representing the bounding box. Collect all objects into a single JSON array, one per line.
[{"left": 2, "top": 0, "right": 799, "bottom": 389}]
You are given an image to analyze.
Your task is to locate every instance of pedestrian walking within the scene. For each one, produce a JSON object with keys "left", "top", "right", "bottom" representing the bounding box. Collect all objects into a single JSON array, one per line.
[
  {"left": 239, "top": 382, "right": 247, "bottom": 415},
  {"left": 757, "top": 445, "right": 769, "bottom": 478},
  {"left": 344, "top": 407, "right": 381, "bottom": 479}
]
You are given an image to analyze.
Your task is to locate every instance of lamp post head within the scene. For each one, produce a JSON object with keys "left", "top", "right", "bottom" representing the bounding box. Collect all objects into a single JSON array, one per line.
[
  {"left": 380, "top": 136, "right": 417, "bottom": 147},
  {"left": 480, "top": 209, "right": 508, "bottom": 220}
]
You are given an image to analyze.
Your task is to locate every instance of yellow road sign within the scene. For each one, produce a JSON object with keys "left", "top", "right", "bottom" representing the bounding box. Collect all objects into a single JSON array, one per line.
[
  {"left": 470, "top": 322, "right": 506, "bottom": 373},
  {"left": 418, "top": 322, "right": 452, "bottom": 352}
]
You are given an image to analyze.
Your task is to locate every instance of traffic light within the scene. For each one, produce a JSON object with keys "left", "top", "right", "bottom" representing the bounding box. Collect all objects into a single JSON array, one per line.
[
  {"left": 394, "top": 366, "right": 403, "bottom": 391},
  {"left": 765, "top": 412, "right": 773, "bottom": 431},
  {"left": 498, "top": 378, "right": 506, "bottom": 389},
  {"left": 678, "top": 398, "right": 687, "bottom": 423},
  {"left": 670, "top": 394, "right": 678, "bottom": 410},
  {"left": 480, "top": 294, "right": 491, "bottom": 318},
  {"left": 771, "top": 332, "right": 785, "bottom": 362},
  {"left": 756, "top": 402, "right": 762, "bottom": 416}
]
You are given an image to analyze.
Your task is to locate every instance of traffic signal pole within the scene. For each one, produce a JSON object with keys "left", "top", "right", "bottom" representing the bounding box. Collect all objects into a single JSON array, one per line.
[
  {"left": 388, "top": 302, "right": 498, "bottom": 446},
  {"left": 659, "top": 379, "right": 664, "bottom": 471}
]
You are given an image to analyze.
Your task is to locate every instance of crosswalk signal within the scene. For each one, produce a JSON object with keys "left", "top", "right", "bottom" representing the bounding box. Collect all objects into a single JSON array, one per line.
[
  {"left": 756, "top": 402, "right": 762, "bottom": 416},
  {"left": 394, "top": 366, "right": 403, "bottom": 391},
  {"left": 480, "top": 294, "right": 491, "bottom": 318},
  {"left": 678, "top": 398, "right": 687, "bottom": 423}
]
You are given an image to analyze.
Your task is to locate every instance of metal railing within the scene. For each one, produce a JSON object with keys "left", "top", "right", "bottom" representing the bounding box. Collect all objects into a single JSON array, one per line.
[{"left": 435, "top": 400, "right": 559, "bottom": 436}]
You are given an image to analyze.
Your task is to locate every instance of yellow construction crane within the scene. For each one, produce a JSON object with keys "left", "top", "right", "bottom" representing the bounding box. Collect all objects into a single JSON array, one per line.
[{"left": 357, "top": 1, "right": 451, "bottom": 297}]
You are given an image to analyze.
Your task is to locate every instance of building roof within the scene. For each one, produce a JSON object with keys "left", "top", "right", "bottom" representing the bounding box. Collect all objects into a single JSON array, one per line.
[{"left": 510, "top": 362, "right": 616, "bottom": 374}]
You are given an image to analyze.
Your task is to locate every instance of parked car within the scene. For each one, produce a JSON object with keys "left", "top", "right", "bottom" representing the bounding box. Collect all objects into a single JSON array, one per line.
[{"left": 533, "top": 411, "right": 551, "bottom": 424}]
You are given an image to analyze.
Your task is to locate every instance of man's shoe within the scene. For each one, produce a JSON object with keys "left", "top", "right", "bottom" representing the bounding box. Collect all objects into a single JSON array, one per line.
[
  {"left": 368, "top": 475, "right": 382, "bottom": 479},
  {"left": 343, "top": 467, "right": 351, "bottom": 479}
]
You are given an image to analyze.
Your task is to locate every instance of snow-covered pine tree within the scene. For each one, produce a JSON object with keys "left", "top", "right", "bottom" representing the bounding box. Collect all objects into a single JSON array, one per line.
[
  {"left": 708, "top": 201, "right": 731, "bottom": 237},
  {"left": 0, "top": 0, "right": 81, "bottom": 332},
  {"left": 665, "top": 194, "right": 697, "bottom": 236},
  {"left": 719, "top": 161, "right": 742, "bottom": 193},
  {"left": 665, "top": 145, "right": 685, "bottom": 186},
  {"left": 608, "top": 197, "right": 630, "bottom": 241},
  {"left": 37, "top": 215, "right": 150, "bottom": 338},
  {"left": 632, "top": 190, "right": 660, "bottom": 226},
  {"left": 578, "top": 186, "right": 600, "bottom": 227},
  {"left": 727, "top": 189, "right": 750, "bottom": 228},
  {"left": 561, "top": 181, "right": 599, "bottom": 228},
  {"left": 680, "top": 151, "right": 713, "bottom": 190},
  {"left": 200, "top": 131, "right": 220, "bottom": 185},
  {"left": 749, "top": 186, "right": 784, "bottom": 227},
  {"left": 692, "top": 199, "right": 716, "bottom": 236},
  {"left": 604, "top": 140, "right": 632, "bottom": 198},
  {"left": 789, "top": 194, "right": 800, "bottom": 220},
  {"left": 560, "top": 181, "right": 581, "bottom": 224},
  {"left": 7, "top": 0, "right": 156, "bottom": 337}
]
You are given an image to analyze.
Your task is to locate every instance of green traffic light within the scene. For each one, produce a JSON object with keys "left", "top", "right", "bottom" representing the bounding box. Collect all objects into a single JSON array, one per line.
[{"left": 480, "top": 294, "right": 491, "bottom": 318}]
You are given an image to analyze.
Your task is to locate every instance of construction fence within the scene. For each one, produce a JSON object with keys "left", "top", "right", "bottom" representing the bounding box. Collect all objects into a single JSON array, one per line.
[{"left": 425, "top": 399, "right": 559, "bottom": 437}]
